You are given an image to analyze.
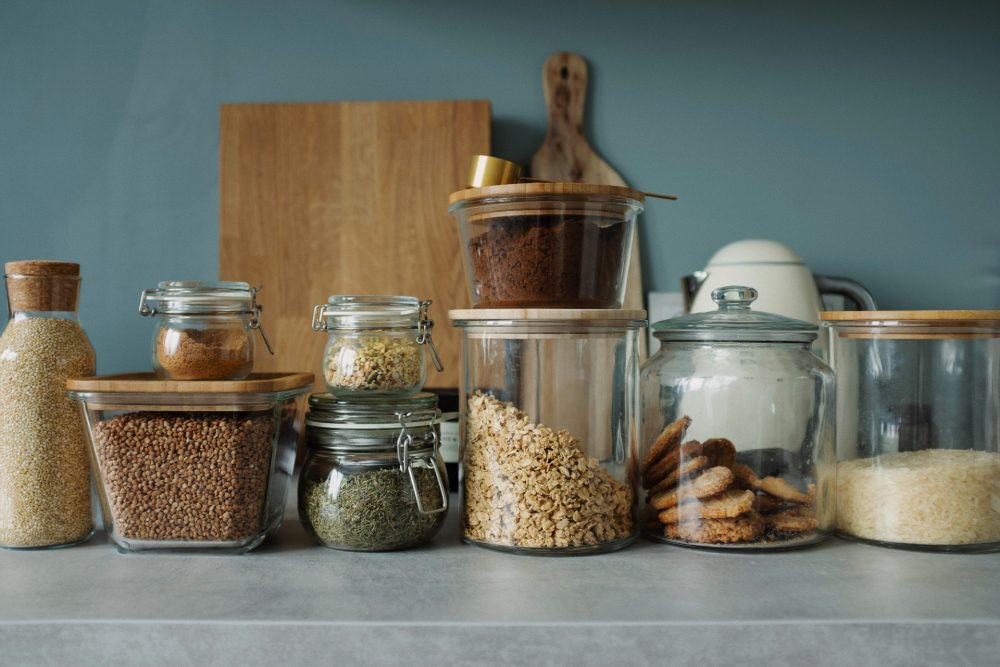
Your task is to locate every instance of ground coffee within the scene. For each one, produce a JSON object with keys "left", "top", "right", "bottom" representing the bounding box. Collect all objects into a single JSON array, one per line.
[{"left": 468, "top": 214, "right": 627, "bottom": 308}]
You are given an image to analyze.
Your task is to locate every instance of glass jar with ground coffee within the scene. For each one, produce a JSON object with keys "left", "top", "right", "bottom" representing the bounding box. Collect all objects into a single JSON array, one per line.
[
  {"left": 299, "top": 392, "right": 449, "bottom": 551},
  {"left": 448, "top": 182, "right": 645, "bottom": 308},
  {"left": 311, "top": 295, "right": 443, "bottom": 398},
  {"left": 140, "top": 281, "right": 273, "bottom": 380}
]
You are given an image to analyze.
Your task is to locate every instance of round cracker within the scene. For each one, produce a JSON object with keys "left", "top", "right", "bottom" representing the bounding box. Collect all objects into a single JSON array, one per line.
[
  {"left": 667, "top": 511, "right": 765, "bottom": 544},
  {"left": 642, "top": 439, "right": 701, "bottom": 488},
  {"left": 700, "top": 438, "right": 736, "bottom": 469},
  {"left": 641, "top": 415, "right": 691, "bottom": 472},
  {"left": 730, "top": 463, "right": 759, "bottom": 489},
  {"left": 646, "top": 455, "right": 710, "bottom": 498},
  {"left": 754, "top": 476, "right": 811, "bottom": 503},
  {"left": 649, "top": 465, "right": 734, "bottom": 510},
  {"left": 764, "top": 506, "right": 818, "bottom": 534},
  {"left": 657, "top": 489, "right": 756, "bottom": 524}
]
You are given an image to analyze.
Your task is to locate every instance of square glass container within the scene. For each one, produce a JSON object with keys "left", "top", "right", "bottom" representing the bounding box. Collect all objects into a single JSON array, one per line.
[
  {"left": 67, "top": 372, "right": 312, "bottom": 554},
  {"left": 448, "top": 183, "right": 644, "bottom": 309}
]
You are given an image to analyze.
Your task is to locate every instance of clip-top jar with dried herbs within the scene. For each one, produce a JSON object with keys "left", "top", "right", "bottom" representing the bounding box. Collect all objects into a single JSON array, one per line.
[
  {"left": 312, "top": 295, "right": 444, "bottom": 398},
  {"left": 0, "top": 260, "right": 96, "bottom": 549},
  {"left": 299, "top": 393, "right": 449, "bottom": 551}
]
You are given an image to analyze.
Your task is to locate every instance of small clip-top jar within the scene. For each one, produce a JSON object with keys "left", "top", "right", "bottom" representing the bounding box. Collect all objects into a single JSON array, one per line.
[
  {"left": 299, "top": 393, "right": 449, "bottom": 551},
  {"left": 139, "top": 281, "right": 273, "bottom": 381},
  {"left": 311, "top": 295, "right": 443, "bottom": 398},
  {"left": 640, "top": 286, "right": 835, "bottom": 550}
]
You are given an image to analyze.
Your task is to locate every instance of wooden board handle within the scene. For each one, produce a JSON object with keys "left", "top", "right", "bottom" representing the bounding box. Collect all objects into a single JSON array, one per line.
[{"left": 542, "top": 52, "right": 590, "bottom": 151}]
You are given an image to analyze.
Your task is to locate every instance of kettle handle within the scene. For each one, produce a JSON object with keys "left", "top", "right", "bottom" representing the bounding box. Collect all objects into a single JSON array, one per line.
[{"left": 814, "top": 274, "right": 877, "bottom": 311}]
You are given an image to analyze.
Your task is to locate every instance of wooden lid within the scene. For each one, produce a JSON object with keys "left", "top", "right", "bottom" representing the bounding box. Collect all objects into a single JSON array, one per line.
[
  {"left": 449, "top": 182, "right": 645, "bottom": 206},
  {"left": 4, "top": 260, "right": 80, "bottom": 277},
  {"left": 822, "top": 310, "right": 1000, "bottom": 340},
  {"left": 821, "top": 310, "right": 1000, "bottom": 322},
  {"left": 66, "top": 371, "right": 314, "bottom": 394}
]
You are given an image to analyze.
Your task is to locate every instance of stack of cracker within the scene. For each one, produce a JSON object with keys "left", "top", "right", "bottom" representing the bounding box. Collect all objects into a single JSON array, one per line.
[{"left": 641, "top": 416, "right": 818, "bottom": 545}]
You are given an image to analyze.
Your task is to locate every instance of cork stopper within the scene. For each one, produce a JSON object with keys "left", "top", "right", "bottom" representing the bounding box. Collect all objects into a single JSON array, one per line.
[{"left": 4, "top": 260, "right": 81, "bottom": 312}]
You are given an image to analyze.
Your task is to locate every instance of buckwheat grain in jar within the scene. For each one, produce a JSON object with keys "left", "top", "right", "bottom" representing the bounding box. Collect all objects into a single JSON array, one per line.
[
  {"left": 311, "top": 296, "right": 443, "bottom": 398},
  {"left": 140, "top": 281, "right": 273, "bottom": 380},
  {"left": 640, "top": 286, "right": 835, "bottom": 550}
]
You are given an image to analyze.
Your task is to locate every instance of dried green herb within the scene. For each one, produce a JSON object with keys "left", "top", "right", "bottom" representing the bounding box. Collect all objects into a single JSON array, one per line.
[{"left": 302, "top": 467, "right": 445, "bottom": 551}]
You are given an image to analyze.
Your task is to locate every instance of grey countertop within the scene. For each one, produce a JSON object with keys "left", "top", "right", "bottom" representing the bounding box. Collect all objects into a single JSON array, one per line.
[{"left": 2, "top": 496, "right": 999, "bottom": 666}]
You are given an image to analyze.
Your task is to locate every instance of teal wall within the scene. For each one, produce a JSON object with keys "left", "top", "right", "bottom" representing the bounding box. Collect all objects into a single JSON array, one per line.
[{"left": 2, "top": 0, "right": 998, "bottom": 373}]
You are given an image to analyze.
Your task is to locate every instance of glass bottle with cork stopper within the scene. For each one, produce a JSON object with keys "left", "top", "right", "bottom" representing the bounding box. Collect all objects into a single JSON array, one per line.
[{"left": 0, "top": 260, "right": 96, "bottom": 549}]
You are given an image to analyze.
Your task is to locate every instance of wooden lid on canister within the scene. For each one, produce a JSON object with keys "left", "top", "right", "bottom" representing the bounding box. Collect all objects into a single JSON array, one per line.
[
  {"left": 821, "top": 310, "right": 1000, "bottom": 339},
  {"left": 448, "top": 182, "right": 645, "bottom": 207},
  {"left": 4, "top": 260, "right": 81, "bottom": 312}
]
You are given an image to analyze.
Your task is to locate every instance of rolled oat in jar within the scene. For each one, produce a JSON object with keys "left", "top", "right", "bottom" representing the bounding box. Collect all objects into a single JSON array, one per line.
[{"left": 450, "top": 308, "right": 645, "bottom": 555}]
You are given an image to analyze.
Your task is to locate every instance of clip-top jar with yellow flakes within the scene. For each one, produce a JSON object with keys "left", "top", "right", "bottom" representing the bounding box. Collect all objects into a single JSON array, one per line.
[{"left": 312, "top": 296, "right": 443, "bottom": 398}]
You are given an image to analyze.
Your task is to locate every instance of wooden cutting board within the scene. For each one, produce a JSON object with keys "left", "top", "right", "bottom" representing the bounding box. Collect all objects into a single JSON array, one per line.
[
  {"left": 530, "top": 51, "right": 644, "bottom": 315},
  {"left": 219, "top": 100, "right": 491, "bottom": 391}
]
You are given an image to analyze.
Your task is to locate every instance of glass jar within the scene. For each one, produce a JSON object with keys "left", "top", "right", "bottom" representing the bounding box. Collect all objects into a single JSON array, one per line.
[
  {"left": 299, "top": 392, "right": 449, "bottom": 551},
  {"left": 0, "top": 260, "right": 96, "bottom": 549},
  {"left": 311, "top": 295, "right": 443, "bottom": 398},
  {"left": 139, "top": 281, "right": 272, "bottom": 380},
  {"left": 640, "top": 286, "right": 834, "bottom": 549},
  {"left": 450, "top": 308, "right": 645, "bottom": 555},
  {"left": 448, "top": 182, "right": 644, "bottom": 308},
  {"left": 823, "top": 310, "right": 1000, "bottom": 552}
]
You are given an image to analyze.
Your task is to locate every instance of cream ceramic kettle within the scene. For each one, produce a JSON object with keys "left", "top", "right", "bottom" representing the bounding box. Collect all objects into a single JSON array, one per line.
[{"left": 685, "top": 240, "right": 876, "bottom": 323}]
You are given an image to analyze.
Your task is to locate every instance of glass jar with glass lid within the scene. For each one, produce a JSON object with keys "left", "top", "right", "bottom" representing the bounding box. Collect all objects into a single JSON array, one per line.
[
  {"left": 640, "top": 286, "right": 835, "bottom": 549},
  {"left": 311, "top": 295, "right": 444, "bottom": 398},
  {"left": 139, "top": 281, "right": 273, "bottom": 380},
  {"left": 299, "top": 392, "right": 449, "bottom": 551}
]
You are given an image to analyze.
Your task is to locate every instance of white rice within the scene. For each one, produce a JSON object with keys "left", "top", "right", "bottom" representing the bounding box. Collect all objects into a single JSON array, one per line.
[{"left": 837, "top": 449, "right": 1000, "bottom": 546}]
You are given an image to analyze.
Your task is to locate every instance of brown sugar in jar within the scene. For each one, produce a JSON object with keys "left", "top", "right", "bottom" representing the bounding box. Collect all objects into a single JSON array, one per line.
[
  {"left": 156, "top": 326, "right": 253, "bottom": 380},
  {"left": 140, "top": 281, "right": 270, "bottom": 381}
]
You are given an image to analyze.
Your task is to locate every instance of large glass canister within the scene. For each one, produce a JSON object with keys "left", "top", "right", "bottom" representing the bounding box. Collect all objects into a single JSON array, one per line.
[
  {"left": 450, "top": 308, "right": 646, "bottom": 555},
  {"left": 139, "top": 281, "right": 272, "bottom": 380},
  {"left": 822, "top": 310, "right": 1000, "bottom": 552},
  {"left": 299, "top": 393, "right": 449, "bottom": 551},
  {"left": 641, "top": 286, "right": 835, "bottom": 549},
  {"left": 0, "top": 260, "right": 96, "bottom": 549}
]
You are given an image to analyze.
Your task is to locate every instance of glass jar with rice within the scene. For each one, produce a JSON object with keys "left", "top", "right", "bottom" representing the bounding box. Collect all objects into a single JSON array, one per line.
[{"left": 823, "top": 310, "right": 1000, "bottom": 552}]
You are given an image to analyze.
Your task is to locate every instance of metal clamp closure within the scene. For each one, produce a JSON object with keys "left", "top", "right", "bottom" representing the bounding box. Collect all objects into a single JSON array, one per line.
[
  {"left": 249, "top": 286, "right": 274, "bottom": 355},
  {"left": 395, "top": 411, "right": 448, "bottom": 515},
  {"left": 417, "top": 300, "right": 444, "bottom": 373},
  {"left": 138, "top": 289, "right": 155, "bottom": 316}
]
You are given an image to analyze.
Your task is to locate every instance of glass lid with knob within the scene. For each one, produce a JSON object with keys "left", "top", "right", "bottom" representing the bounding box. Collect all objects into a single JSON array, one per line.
[{"left": 653, "top": 285, "right": 818, "bottom": 343}]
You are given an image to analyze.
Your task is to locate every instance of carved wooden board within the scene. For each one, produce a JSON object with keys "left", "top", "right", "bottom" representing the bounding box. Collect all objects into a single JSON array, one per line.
[{"left": 220, "top": 100, "right": 491, "bottom": 391}]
